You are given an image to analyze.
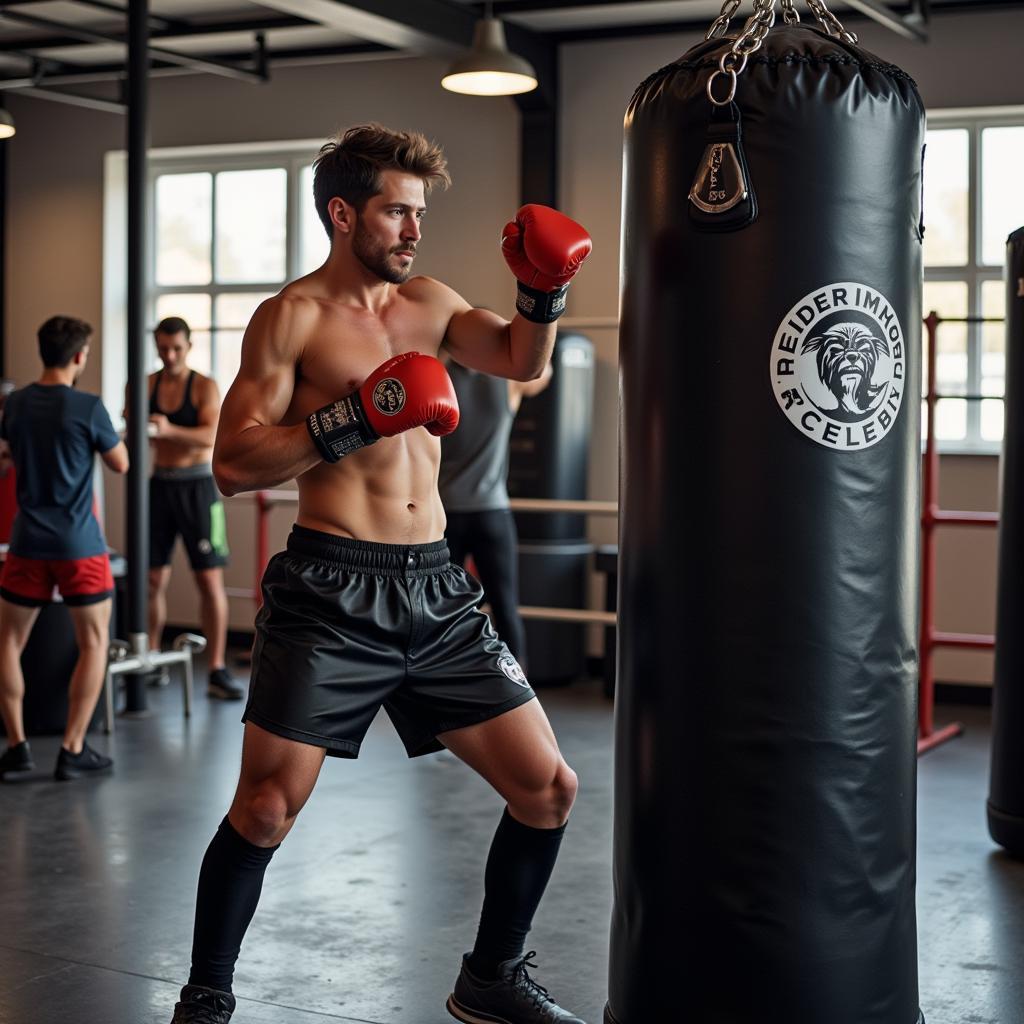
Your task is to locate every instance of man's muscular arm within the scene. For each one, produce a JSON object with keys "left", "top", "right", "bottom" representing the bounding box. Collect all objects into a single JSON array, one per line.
[
  {"left": 443, "top": 205, "right": 591, "bottom": 382},
  {"left": 213, "top": 298, "right": 319, "bottom": 496},
  {"left": 443, "top": 298, "right": 555, "bottom": 383}
]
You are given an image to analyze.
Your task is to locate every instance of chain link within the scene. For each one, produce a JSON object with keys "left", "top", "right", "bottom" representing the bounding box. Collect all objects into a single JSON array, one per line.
[
  {"left": 706, "top": 0, "right": 777, "bottom": 105},
  {"left": 780, "top": 0, "right": 801, "bottom": 25},
  {"left": 805, "top": 0, "right": 858, "bottom": 42},
  {"left": 703, "top": 0, "right": 856, "bottom": 106},
  {"left": 705, "top": 0, "right": 742, "bottom": 40}
]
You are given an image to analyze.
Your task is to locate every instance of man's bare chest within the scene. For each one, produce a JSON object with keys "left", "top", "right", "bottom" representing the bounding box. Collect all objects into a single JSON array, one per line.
[{"left": 300, "top": 308, "right": 447, "bottom": 397}]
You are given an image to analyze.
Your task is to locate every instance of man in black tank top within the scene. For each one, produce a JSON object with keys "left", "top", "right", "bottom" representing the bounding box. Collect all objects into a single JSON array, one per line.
[{"left": 146, "top": 317, "right": 242, "bottom": 701}]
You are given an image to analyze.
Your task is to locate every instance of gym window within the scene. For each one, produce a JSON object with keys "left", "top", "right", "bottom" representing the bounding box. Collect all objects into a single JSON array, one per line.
[
  {"left": 149, "top": 146, "right": 330, "bottom": 394},
  {"left": 923, "top": 111, "right": 1024, "bottom": 453}
]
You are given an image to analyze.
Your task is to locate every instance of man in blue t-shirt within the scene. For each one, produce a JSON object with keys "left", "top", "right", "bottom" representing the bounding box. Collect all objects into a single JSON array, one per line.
[{"left": 0, "top": 315, "right": 129, "bottom": 781}]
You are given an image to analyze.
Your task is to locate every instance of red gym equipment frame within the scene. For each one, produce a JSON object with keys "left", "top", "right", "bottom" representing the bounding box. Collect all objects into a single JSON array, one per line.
[{"left": 918, "top": 311, "right": 1004, "bottom": 755}]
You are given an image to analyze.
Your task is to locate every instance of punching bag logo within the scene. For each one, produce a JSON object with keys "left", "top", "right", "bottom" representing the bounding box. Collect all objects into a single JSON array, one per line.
[{"left": 770, "top": 283, "right": 905, "bottom": 450}]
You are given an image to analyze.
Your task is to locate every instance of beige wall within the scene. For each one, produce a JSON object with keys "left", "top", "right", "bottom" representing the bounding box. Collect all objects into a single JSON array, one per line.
[{"left": 4, "top": 9, "right": 1023, "bottom": 680}]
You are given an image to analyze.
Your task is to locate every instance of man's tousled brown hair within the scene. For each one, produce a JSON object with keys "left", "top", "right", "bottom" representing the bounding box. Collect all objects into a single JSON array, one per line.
[{"left": 312, "top": 123, "right": 451, "bottom": 239}]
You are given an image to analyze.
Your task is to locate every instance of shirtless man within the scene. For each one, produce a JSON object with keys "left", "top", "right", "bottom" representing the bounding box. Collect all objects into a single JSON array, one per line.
[
  {"left": 146, "top": 318, "right": 242, "bottom": 700},
  {"left": 169, "top": 124, "right": 592, "bottom": 1024}
]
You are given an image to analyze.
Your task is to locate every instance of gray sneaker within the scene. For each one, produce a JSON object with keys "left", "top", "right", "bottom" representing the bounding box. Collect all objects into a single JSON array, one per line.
[
  {"left": 447, "top": 951, "right": 587, "bottom": 1024},
  {"left": 170, "top": 984, "right": 235, "bottom": 1023}
]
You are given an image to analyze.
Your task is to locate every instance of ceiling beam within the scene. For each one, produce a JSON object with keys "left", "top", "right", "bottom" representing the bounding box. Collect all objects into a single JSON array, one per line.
[
  {"left": 0, "top": 13, "right": 313, "bottom": 54},
  {"left": 0, "top": 43, "right": 400, "bottom": 89},
  {"left": 248, "top": 0, "right": 473, "bottom": 55},
  {"left": 0, "top": 41, "right": 399, "bottom": 89},
  {"left": 0, "top": 8, "right": 268, "bottom": 82},
  {"left": 250, "top": 0, "right": 553, "bottom": 71},
  {"left": 842, "top": 0, "right": 928, "bottom": 40},
  {"left": 11, "top": 82, "right": 125, "bottom": 112},
  {"left": 67, "top": 0, "right": 183, "bottom": 32}
]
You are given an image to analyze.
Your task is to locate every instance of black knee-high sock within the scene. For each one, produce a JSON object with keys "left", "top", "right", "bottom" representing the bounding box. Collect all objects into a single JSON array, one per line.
[
  {"left": 468, "top": 808, "right": 566, "bottom": 979},
  {"left": 188, "top": 817, "right": 279, "bottom": 992}
]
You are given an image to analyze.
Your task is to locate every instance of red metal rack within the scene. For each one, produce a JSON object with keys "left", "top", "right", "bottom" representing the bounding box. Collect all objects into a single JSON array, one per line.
[{"left": 918, "top": 311, "right": 1004, "bottom": 755}]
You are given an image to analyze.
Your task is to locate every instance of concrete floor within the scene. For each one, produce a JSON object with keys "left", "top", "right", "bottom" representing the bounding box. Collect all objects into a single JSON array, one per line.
[{"left": 0, "top": 672, "right": 1019, "bottom": 1024}]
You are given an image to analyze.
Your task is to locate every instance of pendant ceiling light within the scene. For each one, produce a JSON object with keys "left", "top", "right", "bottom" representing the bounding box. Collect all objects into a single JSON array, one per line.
[
  {"left": 441, "top": 4, "right": 537, "bottom": 97},
  {"left": 0, "top": 104, "right": 15, "bottom": 140}
]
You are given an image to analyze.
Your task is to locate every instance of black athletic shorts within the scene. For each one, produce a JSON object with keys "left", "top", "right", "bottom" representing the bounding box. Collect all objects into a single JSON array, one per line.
[
  {"left": 149, "top": 465, "right": 229, "bottom": 571},
  {"left": 242, "top": 525, "right": 537, "bottom": 758}
]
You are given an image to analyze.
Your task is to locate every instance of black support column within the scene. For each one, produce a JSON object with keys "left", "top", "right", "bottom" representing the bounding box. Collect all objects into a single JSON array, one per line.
[
  {"left": 123, "top": 0, "right": 150, "bottom": 710},
  {"left": 507, "top": 26, "right": 557, "bottom": 208}
]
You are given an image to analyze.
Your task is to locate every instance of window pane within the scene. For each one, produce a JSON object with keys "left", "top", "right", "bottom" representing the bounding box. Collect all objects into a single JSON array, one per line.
[
  {"left": 935, "top": 398, "right": 967, "bottom": 441},
  {"left": 981, "top": 278, "right": 1007, "bottom": 441},
  {"left": 923, "top": 129, "right": 969, "bottom": 268},
  {"left": 213, "top": 293, "right": 274, "bottom": 390},
  {"left": 156, "top": 173, "right": 212, "bottom": 285},
  {"left": 982, "top": 126, "right": 1024, "bottom": 266},
  {"left": 154, "top": 294, "right": 212, "bottom": 375},
  {"left": 923, "top": 280, "right": 968, "bottom": 441},
  {"left": 301, "top": 164, "right": 330, "bottom": 276},
  {"left": 215, "top": 169, "right": 287, "bottom": 283}
]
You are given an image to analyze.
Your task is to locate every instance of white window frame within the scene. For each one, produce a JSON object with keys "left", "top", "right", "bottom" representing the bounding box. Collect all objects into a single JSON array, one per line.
[
  {"left": 926, "top": 106, "right": 1024, "bottom": 455},
  {"left": 103, "top": 139, "right": 327, "bottom": 419}
]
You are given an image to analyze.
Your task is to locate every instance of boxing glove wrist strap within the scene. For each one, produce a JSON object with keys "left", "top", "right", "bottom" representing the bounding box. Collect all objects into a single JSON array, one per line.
[
  {"left": 515, "top": 282, "right": 570, "bottom": 324},
  {"left": 306, "top": 393, "right": 379, "bottom": 464}
]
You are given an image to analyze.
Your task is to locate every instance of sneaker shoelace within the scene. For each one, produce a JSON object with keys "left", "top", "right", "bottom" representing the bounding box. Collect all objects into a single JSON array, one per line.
[{"left": 509, "top": 951, "right": 555, "bottom": 1010}]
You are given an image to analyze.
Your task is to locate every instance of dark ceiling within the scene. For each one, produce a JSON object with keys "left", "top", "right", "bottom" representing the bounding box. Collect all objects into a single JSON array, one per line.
[{"left": 0, "top": 0, "right": 1017, "bottom": 113}]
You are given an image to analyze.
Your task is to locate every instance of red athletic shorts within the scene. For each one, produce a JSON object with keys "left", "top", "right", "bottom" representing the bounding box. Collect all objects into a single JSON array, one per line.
[{"left": 0, "top": 552, "right": 114, "bottom": 607}]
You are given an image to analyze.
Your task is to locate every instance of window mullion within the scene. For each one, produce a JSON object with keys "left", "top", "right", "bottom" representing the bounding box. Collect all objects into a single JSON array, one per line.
[
  {"left": 209, "top": 172, "right": 218, "bottom": 375},
  {"left": 287, "top": 155, "right": 303, "bottom": 282},
  {"left": 966, "top": 123, "right": 983, "bottom": 443}
]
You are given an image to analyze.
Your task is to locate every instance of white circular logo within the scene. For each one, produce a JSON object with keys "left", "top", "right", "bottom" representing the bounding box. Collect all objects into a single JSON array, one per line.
[{"left": 770, "top": 282, "right": 906, "bottom": 451}]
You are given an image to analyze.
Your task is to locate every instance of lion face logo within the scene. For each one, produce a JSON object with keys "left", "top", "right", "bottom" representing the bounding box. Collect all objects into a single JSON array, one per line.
[
  {"left": 801, "top": 322, "right": 890, "bottom": 418},
  {"left": 770, "top": 283, "right": 907, "bottom": 452}
]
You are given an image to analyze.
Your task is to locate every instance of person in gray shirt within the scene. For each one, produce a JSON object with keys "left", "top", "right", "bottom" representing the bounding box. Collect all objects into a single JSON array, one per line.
[{"left": 439, "top": 358, "right": 551, "bottom": 670}]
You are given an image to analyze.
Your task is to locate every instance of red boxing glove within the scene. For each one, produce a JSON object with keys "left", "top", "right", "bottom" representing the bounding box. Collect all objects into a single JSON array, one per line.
[
  {"left": 501, "top": 204, "right": 592, "bottom": 323},
  {"left": 307, "top": 352, "right": 460, "bottom": 463}
]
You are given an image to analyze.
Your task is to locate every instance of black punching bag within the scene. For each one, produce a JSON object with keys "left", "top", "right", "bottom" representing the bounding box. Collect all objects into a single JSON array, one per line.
[
  {"left": 989, "top": 227, "right": 1024, "bottom": 857},
  {"left": 608, "top": 18, "right": 925, "bottom": 1024}
]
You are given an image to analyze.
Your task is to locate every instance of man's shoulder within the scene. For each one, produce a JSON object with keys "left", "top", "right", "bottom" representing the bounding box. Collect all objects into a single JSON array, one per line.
[
  {"left": 401, "top": 275, "right": 466, "bottom": 314},
  {"left": 71, "top": 389, "right": 107, "bottom": 416},
  {"left": 258, "top": 287, "right": 325, "bottom": 328},
  {"left": 402, "top": 274, "right": 451, "bottom": 298}
]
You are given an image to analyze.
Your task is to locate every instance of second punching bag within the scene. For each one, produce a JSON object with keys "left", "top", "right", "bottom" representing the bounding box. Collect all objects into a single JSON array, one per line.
[
  {"left": 608, "top": 7, "right": 925, "bottom": 1024},
  {"left": 989, "top": 227, "right": 1024, "bottom": 856}
]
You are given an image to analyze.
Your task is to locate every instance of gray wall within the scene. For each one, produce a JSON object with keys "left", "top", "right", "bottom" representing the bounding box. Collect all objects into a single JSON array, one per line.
[{"left": 4, "top": 7, "right": 1023, "bottom": 680}]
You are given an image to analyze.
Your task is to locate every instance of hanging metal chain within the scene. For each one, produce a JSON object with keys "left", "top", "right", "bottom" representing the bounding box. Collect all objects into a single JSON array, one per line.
[
  {"left": 705, "top": 0, "right": 742, "bottom": 40},
  {"left": 805, "top": 0, "right": 858, "bottom": 42},
  {"left": 705, "top": 0, "right": 777, "bottom": 106},
  {"left": 780, "top": 0, "right": 801, "bottom": 25}
]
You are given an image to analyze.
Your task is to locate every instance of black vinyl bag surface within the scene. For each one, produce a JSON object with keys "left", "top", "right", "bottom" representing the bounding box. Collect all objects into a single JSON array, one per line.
[
  {"left": 989, "top": 227, "right": 1024, "bottom": 858},
  {"left": 609, "top": 22, "right": 925, "bottom": 1024}
]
